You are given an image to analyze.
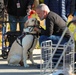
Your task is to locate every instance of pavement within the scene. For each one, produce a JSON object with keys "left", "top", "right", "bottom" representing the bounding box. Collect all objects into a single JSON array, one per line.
[
  {"left": 0, "top": 49, "right": 41, "bottom": 75},
  {"left": 0, "top": 48, "right": 75, "bottom": 75}
]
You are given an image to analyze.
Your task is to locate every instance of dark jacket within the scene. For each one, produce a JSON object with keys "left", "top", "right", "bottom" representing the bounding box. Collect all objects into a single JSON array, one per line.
[
  {"left": 70, "top": 0, "right": 75, "bottom": 15},
  {"left": 75, "top": 0, "right": 76, "bottom": 12},
  {"left": 4, "top": 0, "right": 34, "bottom": 17},
  {"left": 39, "top": 11, "right": 71, "bottom": 39},
  {"left": 44, "top": 0, "right": 72, "bottom": 21}
]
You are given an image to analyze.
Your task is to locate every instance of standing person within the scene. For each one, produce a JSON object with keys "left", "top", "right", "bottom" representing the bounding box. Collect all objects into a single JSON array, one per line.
[
  {"left": 0, "top": 0, "right": 4, "bottom": 13},
  {"left": 72, "top": 0, "right": 76, "bottom": 53},
  {"left": 3, "top": 0, "right": 34, "bottom": 32},
  {"left": 68, "top": 0, "right": 75, "bottom": 21},
  {"left": 69, "top": 0, "right": 75, "bottom": 16},
  {"left": 72, "top": 0, "right": 76, "bottom": 21},
  {"left": 44, "top": 0, "right": 72, "bottom": 22},
  {"left": 34, "top": 4, "right": 71, "bottom": 45}
]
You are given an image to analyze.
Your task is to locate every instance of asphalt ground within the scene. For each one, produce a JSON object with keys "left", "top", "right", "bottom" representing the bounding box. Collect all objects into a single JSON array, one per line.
[{"left": 0, "top": 49, "right": 41, "bottom": 75}]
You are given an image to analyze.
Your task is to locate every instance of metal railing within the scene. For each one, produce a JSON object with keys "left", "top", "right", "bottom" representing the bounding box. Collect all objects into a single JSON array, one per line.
[{"left": 40, "top": 20, "right": 76, "bottom": 75}]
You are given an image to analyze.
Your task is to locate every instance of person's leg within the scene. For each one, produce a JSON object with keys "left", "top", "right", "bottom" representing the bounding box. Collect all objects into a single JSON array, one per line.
[
  {"left": 39, "top": 35, "right": 68, "bottom": 45},
  {"left": 39, "top": 35, "right": 48, "bottom": 45},
  {"left": 38, "top": 35, "right": 69, "bottom": 68},
  {"left": 9, "top": 15, "right": 17, "bottom": 31},
  {"left": 48, "top": 35, "right": 69, "bottom": 44},
  {"left": 19, "top": 15, "right": 28, "bottom": 32}
]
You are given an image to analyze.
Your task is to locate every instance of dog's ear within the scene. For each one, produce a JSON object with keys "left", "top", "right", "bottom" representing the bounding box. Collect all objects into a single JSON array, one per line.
[
  {"left": 37, "top": 20, "right": 40, "bottom": 25},
  {"left": 24, "top": 20, "right": 29, "bottom": 28},
  {"left": 35, "top": 18, "right": 40, "bottom": 27}
]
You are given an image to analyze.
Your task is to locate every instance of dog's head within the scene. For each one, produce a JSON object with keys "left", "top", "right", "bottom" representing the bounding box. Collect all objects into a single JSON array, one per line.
[
  {"left": 24, "top": 18, "right": 40, "bottom": 28},
  {"left": 23, "top": 18, "right": 40, "bottom": 33}
]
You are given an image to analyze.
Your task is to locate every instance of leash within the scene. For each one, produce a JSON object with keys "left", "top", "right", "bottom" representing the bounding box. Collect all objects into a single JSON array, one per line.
[
  {"left": 16, "top": 33, "right": 25, "bottom": 47},
  {"left": 15, "top": 32, "right": 38, "bottom": 47},
  {"left": 16, "top": 38, "right": 22, "bottom": 47},
  {"left": 27, "top": 35, "right": 36, "bottom": 53}
]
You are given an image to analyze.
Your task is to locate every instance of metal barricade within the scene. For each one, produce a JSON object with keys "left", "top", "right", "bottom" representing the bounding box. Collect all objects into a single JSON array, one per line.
[{"left": 40, "top": 20, "right": 76, "bottom": 75}]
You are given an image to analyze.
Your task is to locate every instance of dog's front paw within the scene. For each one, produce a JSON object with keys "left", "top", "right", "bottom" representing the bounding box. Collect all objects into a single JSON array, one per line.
[{"left": 24, "top": 64, "right": 29, "bottom": 68}]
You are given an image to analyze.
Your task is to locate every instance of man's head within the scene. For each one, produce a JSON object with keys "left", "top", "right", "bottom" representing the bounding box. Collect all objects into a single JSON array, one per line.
[{"left": 36, "top": 4, "right": 50, "bottom": 20}]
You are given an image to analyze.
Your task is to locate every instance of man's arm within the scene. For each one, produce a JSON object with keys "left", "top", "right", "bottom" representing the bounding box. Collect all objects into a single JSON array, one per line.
[{"left": 34, "top": 17, "right": 54, "bottom": 36}]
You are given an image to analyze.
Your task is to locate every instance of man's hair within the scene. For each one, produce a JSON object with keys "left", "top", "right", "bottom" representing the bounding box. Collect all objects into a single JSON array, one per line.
[{"left": 36, "top": 3, "right": 50, "bottom": 12}]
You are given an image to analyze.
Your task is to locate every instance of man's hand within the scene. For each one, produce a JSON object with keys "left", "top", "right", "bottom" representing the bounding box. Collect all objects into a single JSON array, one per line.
[{"left": 34, "top": 27, "right": 40, "bottom": 32}]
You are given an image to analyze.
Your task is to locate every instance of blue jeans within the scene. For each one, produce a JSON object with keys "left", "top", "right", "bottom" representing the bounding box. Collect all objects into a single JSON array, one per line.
[
  {"left": 9, "top": 15, "right": 27, "bottom": 32},
  {"left": 39, "top": 35, "right": 69, "bottom": 45}
]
